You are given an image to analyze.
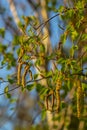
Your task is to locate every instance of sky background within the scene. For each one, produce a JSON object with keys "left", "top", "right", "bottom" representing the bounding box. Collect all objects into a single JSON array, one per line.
[{"left": 0, "top": 0, "right": 65, "bottom": 130}]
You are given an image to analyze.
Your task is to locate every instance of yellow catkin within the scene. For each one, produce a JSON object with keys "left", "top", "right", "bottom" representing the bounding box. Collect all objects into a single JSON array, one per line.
[
  {"left": 56, "top": 79, "right": 62, "bottom": 112},
  {"left": 22, "top": 65, "right": 29, "bottom": 87},
  {"left": 77, "top": 80, "right": 83, "bottom": 118},
  {"left": 46, "top": 90, "right": 54, "bottom": 111},
  {"left": 17, "top": 62, "right": 23, "bottom": 85},
  {"left": 18, "top": 46, "right": 25, "bottom": 62}
]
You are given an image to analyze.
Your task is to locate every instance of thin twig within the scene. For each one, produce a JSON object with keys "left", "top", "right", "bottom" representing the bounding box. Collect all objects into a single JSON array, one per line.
[
  {"left": 0, "top": 86, "right": 20, "bottom": 96},
  {"left": 35, "top": 13, "right": 61, "bottom": 30},
  {"left": 0, "top": 64, "right": 8, "bottom": 69},
  {"left": 0, "top": 80, "right": 9, "bottom": 84},
  {"left": 0, "top": 69, "right": 87, "bottom": 96},
  {"left": 35, "top": 5, "right": 87, "bottom": 30},
  {"left": 0, "top": 76, "right": 51, "bottom": 96}
]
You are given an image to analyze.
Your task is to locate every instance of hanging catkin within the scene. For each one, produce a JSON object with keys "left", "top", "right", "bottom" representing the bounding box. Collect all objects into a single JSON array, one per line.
[
  {"left": 18, "top": 46, "right": 25, "bottom": 62},
  {"left": 56, "top": 79, "right": 62, "bottom": 112},
  {"left": 22, "top": 65, "right": 29, "bottom": 87},
  {"left": 17, "top": 62, "right": 23, "bottom": 85}
]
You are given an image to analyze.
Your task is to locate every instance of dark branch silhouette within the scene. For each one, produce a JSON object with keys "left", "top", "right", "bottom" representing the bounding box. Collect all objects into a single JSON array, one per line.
[
  {"left": 0, "top": 70, "right": 87, "bottom": 96},
  {"left": 35, "top": 5, "right": 87, "bottom": 30},
  {"left": 0, "top": 76, "right": 51, "bottom": 96}
]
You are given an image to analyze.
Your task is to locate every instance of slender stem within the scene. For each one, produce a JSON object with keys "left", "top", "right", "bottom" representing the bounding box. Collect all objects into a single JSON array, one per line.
[
  {"left": 35, "top": 5, "right": 87, "bottom": 30},
  {"left": 0, "top": 76, "right": 51, "bottom": 96}
]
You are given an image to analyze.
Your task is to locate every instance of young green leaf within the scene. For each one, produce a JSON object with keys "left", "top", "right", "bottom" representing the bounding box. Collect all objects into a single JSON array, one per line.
[
  {"left": 4, "top": 86, "right": 9, "bottom": 93},
  {"left": 0, "top": 28, "right": 5, "bottom": 37},
  {"left": 26, "top": 84, "right": 35, "bottom": 91}
]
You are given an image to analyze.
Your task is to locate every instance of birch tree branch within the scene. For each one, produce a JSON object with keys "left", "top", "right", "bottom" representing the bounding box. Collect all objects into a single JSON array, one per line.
[{"left": 7, "top": 0, "right": 20, "bottom": 24}]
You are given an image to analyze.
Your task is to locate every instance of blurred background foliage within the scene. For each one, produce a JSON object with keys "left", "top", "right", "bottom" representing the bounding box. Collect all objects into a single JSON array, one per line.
[{"left": 0, "top": 0, "right": 87, "bottom": 130}]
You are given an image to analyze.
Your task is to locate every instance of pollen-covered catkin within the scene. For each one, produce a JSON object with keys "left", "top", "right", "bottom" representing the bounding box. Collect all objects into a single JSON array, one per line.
[
  {"left": 18, "top": 46, "right": 25, "bottom": 62},
  {"left": 22, "top": 65, "right": 29, "bottom": 87},
  {"left": 56, "top": 79, "right": 62, "bottom": 112},
  {"left": 17, "top": 62, "right": 23, "bottom": 85},
  {"left": 56, "top": 90, "right": 60, "bottom": 112}
]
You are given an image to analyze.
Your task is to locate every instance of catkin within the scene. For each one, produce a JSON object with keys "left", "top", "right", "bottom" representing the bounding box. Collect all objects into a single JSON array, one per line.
[
  {"left": 56, "top": 79, "right": 62, "bottom": 112},
  {"left": 18, "top": 46, "right": 25, "bottom": 62},
  {"left": 22, "top": 65, "right": 29, "bottom": 87},
  {"left": 17, "top": 62, "right": 23, "bottom": 85}
]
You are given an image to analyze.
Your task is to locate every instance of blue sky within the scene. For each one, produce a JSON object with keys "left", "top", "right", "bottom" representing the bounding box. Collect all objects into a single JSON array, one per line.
[{"left": 0, "top": 1, "right": 65, "bottom": 129}]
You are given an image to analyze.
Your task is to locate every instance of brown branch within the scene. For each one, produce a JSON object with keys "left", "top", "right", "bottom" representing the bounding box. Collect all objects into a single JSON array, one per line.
[
  {"left": 8, "top": 0, "right": 20, "bottom": 24},
  {"left": 0, "top": 81, "right": 9, "bottom": 84},
  {"left": 0, "top": 71, "right": 87, "bottom": 96},
  {"left": 0, "top": 76, "right": 51, "bottom": 96},
  {"left": 0, "top": 86, "right": 20, "bottom": 96},
  {"left": 0, "top": 64, "right": 8, "bottom": 69},
  {"left": 35, "top": 13, "right": 61, "bottom": 30},
  {"left": 35, "top": 5, "right": 87, "bottom": 30}
]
